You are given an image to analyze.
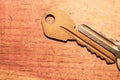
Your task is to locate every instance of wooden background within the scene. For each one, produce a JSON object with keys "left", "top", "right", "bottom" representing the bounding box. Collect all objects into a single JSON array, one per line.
[{"left": 0, "top": 0, "right": 120, "bottom": 80}]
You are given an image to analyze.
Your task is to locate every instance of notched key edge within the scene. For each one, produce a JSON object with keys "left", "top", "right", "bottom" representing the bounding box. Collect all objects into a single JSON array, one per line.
[
  {"left": 60, "top": 25, "right": 115, "bottom": 63},
  {"left": 78, "top": 24, "right": 120, "bottom": 70}
]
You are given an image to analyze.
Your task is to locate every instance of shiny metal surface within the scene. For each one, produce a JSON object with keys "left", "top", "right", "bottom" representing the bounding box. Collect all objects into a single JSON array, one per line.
[{"left": 41, "top": 10, "right": 120, "bottom": 71}]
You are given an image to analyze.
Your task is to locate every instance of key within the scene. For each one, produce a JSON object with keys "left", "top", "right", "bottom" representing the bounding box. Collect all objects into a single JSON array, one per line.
[{"left": 41, "top": 10, "right": 120, "bottom": 71}]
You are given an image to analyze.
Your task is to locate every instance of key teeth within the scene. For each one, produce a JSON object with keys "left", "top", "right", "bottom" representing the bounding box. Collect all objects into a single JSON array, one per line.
[
  {"left": 85, "top": 45, "right": 114, "bottom": 64},
  {"left": 86, "top": 46, "right": 105, "bottom": 59},
  {"left": 76, "top": 40, "right": 115, "bottom": 64}
]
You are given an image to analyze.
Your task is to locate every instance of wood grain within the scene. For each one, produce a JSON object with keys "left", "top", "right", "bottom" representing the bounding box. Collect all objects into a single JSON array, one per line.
[{"left": 0, "top": 0, "right": 120, "bottom": 80}]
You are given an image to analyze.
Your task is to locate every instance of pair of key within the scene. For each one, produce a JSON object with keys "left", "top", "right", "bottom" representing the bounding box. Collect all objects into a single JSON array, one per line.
[{"left": 41, "top": 10, "right": 120, "bottom": 71}]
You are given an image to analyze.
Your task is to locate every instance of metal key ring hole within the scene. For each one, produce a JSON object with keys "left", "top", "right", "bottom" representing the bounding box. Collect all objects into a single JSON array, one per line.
[{"left": 45, "top": 14, "right": 55, "bottom": 24}]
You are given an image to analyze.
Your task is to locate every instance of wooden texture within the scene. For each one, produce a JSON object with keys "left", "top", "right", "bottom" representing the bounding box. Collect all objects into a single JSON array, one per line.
[{"left": 0, "top": 0, "right": 120, "bottom": 80}]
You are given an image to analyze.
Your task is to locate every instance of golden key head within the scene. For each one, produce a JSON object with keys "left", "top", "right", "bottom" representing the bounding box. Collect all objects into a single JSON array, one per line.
[{"left": 41, "top": 10, "right": 75, "bottom": 41}]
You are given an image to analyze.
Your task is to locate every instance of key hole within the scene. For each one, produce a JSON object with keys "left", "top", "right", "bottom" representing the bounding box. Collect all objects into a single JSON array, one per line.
[{"left": 45, "top": 14, "right": 55, "bottom": 24}]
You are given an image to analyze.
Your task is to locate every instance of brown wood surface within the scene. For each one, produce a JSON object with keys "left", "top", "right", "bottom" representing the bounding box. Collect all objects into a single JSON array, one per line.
[{"left": 0, "top": 0, "right": 120, "bottom": 80}]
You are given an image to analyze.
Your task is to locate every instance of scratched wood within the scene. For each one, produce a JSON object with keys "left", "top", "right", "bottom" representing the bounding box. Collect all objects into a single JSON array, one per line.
[{"left": 0, "top": 0, "right": 120, "bottom": 80}]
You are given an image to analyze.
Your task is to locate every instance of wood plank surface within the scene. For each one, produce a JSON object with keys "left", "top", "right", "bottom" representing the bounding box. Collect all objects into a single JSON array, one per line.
[{"left": 0, "top": 0, "right": 120, "bottom": 80}]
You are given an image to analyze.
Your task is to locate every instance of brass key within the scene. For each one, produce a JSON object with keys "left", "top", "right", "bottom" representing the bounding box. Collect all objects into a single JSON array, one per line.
[{"left": 41, "top": 10, "right": 120, "bottom": 70}]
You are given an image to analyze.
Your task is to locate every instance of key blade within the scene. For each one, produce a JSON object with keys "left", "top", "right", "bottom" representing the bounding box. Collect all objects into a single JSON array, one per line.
[
  {"left": 60, "top": 25, "right": 116, "bottom": 63},
  {"left": 78, "top": 24, "right": 120, "bottom": 70},
  {"left": 41, "top": 10, "right": 75, "bottom": 41}
]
